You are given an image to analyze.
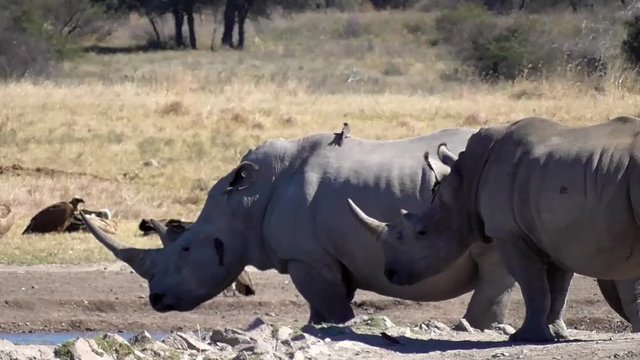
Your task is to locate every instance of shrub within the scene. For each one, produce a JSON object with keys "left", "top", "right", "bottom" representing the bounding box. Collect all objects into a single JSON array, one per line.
[
  {"left": 622, "top": 15, "right": 640, "bottom": 67},
  {"left": 435, "top": 3, "right": 491, "bottom": 44},
  {"left": 0, "top": 30, "right": 57, "bottom": 80}
]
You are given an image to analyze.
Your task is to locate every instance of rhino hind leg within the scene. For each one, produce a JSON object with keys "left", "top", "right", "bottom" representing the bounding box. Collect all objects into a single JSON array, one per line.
[
  {"left": 499, "top": 239, "right": 555, "bottom": 342},
  {"left": 461, "top": 243, "right": 516, "bottom": 330},
  {"left": 545, "top": 264, "right": 573, "bottom": 340},
  {"left": 614, "top": 277, "right": 640, "bottom": 332},
  {"left": 288, "top": 261, "right": 355, "bottom": 324}
]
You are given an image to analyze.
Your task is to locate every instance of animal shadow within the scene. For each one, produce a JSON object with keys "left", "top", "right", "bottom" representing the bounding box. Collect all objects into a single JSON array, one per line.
[{"left": 301, "top": 325, "right": 590, "bottom": 355}]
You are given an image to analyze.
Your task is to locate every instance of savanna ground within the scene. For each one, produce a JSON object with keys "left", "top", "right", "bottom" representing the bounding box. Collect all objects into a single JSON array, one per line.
[{"left": 1, "top": 9, "right": 640, "bottom": 358}]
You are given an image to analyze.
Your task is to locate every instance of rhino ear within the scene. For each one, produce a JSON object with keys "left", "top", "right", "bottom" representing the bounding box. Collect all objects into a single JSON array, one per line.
[
  {"left": 226, "top": 161, "right": 259, "bottom": 192},
  {"left": 437, "top": 143, "right": 458, "bottom": 168}
]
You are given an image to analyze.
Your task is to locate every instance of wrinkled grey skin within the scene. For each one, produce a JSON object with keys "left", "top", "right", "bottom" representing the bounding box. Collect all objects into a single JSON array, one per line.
[
  {"left": 83, "top": 129, "right": 515, "bottom": 327},
  {"left": 351, "top": 117, "right": 640, "bottom": 342}
]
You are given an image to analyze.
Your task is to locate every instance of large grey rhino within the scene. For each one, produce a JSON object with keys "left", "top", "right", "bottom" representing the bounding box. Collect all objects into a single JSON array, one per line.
[
  {"left": 349, "top": 117, "right": 640, "bottom": 342},
  {"left": 82, "top": 129, "right": 517, "bottom": 328}
]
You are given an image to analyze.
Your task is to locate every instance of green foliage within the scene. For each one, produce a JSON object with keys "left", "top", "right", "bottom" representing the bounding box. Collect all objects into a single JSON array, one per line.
[
  {"left": 435, "top": 4, "right": 491, "bottom": 43},
  {"left": 53, "top": 340, "right": 75, "bottom": 360},
  {"left": 622, "top": 15, "right": 640, "bottom": 67},
  {"left": 472, "top": 24, "right": 542, "bottom": 80}
]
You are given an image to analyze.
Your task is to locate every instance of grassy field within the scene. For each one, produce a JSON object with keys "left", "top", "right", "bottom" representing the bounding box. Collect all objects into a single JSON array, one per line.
[{"left": 1, "top": 10, "right": 640, "bottom": 264}]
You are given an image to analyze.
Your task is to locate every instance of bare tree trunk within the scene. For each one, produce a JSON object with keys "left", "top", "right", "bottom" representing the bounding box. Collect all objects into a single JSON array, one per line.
[
  {"left": 172, "top": 8, "right": 185, "bottom": 48},
  {"left": 147, "top": 15, "right": 162, "bottom": 45},
  {"left": 221, "top": 0, "right": 236, "bottom": 48},
  {"left": 237, "top": 1, "right": 251, "bottom": 49},
  {"left": 185, "top": 0, "right": 197, "bottom": 49}
]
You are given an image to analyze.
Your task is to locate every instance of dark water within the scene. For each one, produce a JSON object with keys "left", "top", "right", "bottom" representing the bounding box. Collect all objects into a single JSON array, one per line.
[{"left": 0, "top": 331, "right": 168, "bottom": 345}]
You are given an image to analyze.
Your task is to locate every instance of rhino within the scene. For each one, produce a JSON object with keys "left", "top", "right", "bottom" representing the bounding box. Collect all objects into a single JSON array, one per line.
[
  {"left": 82, "top": 129, "right": 518, "bottom": 327},
  {"left": 348, "top": 117, "right": 640, "bottom": 342}
]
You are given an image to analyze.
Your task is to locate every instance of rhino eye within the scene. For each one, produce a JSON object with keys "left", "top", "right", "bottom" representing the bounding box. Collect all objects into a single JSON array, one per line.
[
  {"left": 181, "top": 246, "right": 190, "bottom": 252},
  {"left": 417, "top": 230, "right": 427, "bottom": 236}
]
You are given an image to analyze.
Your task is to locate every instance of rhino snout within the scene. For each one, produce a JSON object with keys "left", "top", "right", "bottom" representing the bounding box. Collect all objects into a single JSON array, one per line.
[{"left": 149, "top": 292, "right": 175, "bottom": 312}]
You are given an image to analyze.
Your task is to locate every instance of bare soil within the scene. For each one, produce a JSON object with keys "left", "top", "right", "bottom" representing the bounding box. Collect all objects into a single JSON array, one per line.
[{"left": 0, "top": 264, "right": 630, "bottom": 334}]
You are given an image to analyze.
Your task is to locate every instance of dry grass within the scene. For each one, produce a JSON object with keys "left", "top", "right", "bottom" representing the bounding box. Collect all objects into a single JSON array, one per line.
[{"left": 1, "top": 11, "right": 640, "bottom": 264}]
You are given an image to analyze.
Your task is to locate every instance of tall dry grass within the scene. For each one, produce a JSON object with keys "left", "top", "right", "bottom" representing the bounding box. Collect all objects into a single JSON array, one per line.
[{"left": 1, "top": 10, "right": 640, "bottom": 264}]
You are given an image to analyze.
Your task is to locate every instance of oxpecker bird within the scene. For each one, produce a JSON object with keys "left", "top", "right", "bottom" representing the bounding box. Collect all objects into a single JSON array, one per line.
[
  {"left": 23, "top": 197, "right": 85, "bottom": 234},
  {"left": 329, "top": 122, "right": 352, "bottom": 147}
]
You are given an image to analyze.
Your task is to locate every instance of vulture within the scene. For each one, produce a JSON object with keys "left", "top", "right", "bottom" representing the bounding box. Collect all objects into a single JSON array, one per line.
[
  {"left": 140, "top": 217, "right": 256, "bottom": 297},
  {"left": 66, "top": 209, "right": 118, "bottom": 234},
  {"left": 22, "top": 197, "right": 84, "bottom": 235},
  {"left": 0, "top": 204, "right": 14, "bottom": 239}
]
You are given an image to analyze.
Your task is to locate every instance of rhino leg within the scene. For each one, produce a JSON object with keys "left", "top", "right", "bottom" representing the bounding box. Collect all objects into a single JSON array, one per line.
[
  {"left": 546, "top": 264, "right": 573, "bottom": 340},
  {"left": 500, "top": 239, "right": 555, "bottom": 342},
  {"left": 288, "top": 261, "right": 355, "bottom": 324},
  {"left": 615, "top": 277, "right": 640, "bottom": 332},
  {"left": 461, "top": 243, "right": 515, "bottom": 330}
]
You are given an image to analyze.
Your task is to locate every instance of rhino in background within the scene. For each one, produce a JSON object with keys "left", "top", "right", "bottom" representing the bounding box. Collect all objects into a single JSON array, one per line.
[
  {"left": 349, "top": 117, "right": 640, "bottom": 341},
  {"left": 83, "top": 129, "right": 519, "bottom": 327}
]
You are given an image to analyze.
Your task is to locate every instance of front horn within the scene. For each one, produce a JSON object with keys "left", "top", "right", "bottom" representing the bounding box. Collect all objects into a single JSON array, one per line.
[
  {"left": 346, "top": 198, "right": 387, "bottom": 239},
  {"left": 81, "top": 213, "right": 156, "bottom": 280}
]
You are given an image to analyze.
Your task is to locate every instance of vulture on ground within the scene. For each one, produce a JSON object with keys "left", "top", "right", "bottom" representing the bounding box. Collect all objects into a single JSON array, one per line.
[{"left": 22, "top": 197, "right": 84, "bottom": 235}]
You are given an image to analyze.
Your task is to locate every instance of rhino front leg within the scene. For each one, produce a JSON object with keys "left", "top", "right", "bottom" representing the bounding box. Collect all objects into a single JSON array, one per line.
[
  {"left": 499, "top": 239, "right": 555, "bottom": 342},
  {"left": 546, "top": 264, "right": 573, "bottom": 340},
  {"left": 462, "top": 242, "right": 515, "bottom": 330},
  {"left": 288, "top": 261, "right": 355, "bottom": 324}
]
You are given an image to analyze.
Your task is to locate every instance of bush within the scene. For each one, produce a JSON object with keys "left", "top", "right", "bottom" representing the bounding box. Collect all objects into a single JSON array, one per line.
[
  {"left": 472, "top": 23, "right": 544, "bottom": 80},
  {"left": 622, "top": 15, "right": 640, "bottom": 67},
  {"left": 0, "top": 31, "right": 57, "bottom": 80}
]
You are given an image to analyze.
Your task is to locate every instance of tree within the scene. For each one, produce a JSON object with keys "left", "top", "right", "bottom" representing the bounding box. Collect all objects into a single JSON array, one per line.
[{"left": 221, "top": 0, "right": 253, "bottom": 49}]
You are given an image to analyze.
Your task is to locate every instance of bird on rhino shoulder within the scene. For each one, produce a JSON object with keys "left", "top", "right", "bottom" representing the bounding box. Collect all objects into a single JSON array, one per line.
[{"left": 82, "top": 128, "right": 518, "bottom": 328}]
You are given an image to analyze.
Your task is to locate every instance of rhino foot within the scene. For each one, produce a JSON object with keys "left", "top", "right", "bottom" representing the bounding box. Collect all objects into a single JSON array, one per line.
[
  {"left": 508, "top": 324, "right": 555, "bottom": 343},
  {"left": 548, "top": 320, "right": 570, "bottom": 341}
]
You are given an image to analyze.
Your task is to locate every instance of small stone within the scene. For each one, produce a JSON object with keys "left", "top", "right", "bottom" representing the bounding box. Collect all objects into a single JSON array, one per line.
[
  {"left": 491, "top": 323, "right": 516, "bottom": 336},
  {"left": 174, "top": 332, "right": 213, "bottom": 352},
  {"left": 453, "top": 319, "right": 475, "bottom": 333},
  {"left": 142, "top": 159, "right": 159, "bottom": 167},
  {"left": 276, "top": 326, "right": 294, "bottom": 341},
  {"left": 492, "top": 352, "right": 510, "bottom": 358},
  {"left": 210, "top": 328, "right": 255, "bottom": 347},
  {"left": 417, "top": 320, "right": 450, "bottom": 333},
  {"left": 162, "top": 334, "right": 189, "bottom": 350}
]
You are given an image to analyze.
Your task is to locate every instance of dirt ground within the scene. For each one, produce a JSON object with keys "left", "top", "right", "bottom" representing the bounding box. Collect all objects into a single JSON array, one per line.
[
  {"left": 0, "top": 263, "right": 638, "bottom": 359},
  {"left": 0, "top": 263, "right": 630, "bottom": 334}
]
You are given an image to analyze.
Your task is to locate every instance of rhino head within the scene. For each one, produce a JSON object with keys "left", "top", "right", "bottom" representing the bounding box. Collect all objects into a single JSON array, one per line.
[
  {"left": 84, "top": 160, "right": 271, "bottom": 312},
  {"left": 348, "top": 144, "right": 476, "bottom": 286}
]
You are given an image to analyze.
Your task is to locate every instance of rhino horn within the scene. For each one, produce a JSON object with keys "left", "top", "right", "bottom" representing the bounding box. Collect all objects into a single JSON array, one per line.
[
  {"left": 81, "top": 212, "right": 155, "bottom": 280},
  {"left": 347, "top": 198, "right": 386, "bottom": 239},
  {"left": 149, "top": 219, "right": 170, "bottom": 247},
  {"left": 437, "top": 143, "right": 458, "bottom": 168}
]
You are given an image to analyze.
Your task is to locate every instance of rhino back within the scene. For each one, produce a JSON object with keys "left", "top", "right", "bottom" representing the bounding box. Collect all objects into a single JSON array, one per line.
[
  {"left": 262, "top": 128, "right": 476, "bottom": 297},
  {"left": 478, "top": 117, "right": 640, "bottom": 278}
]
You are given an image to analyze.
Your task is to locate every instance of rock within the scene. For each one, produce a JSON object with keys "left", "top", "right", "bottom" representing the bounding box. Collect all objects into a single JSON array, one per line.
[
  {"left": 142, "top": 159, "right": 159, "bottom": 167},
  {"left": 1, "top": 339, "right": 55, "bottom": 360},
  {"left": 129, "top": 331, "right": 155, "bottom": 348},
  {"left": 453, "top": 318, "right": 475, "bottom": 333},
  {"left": 95, "top": 333, "right": 147, "bottom": 359},
  {"left": 492, "top": 352, "right": 510, "bottom": 358},
  {"left": 162, "top": 334, "right": 189, "bottom": 351},
  {"left": 210, "top": 328, "right": 255, "bottom": 347},
  {"left": 491, "top": 323, "right": 516, "bottom": 336},
  {"left": 72, "top": 338, "right": 114, "bottom": 360},
  {"left": 173, "top": 332, "right": 213, "bottom": 352},
  {"left": 417, "top": 320, "right": 450, "bottom": 334},
  {"left": 276, "top": 326, "right": 294, "bottom": 341},
  {"left": 346, "top": 315, "right": 395, "bottom": 330}
]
